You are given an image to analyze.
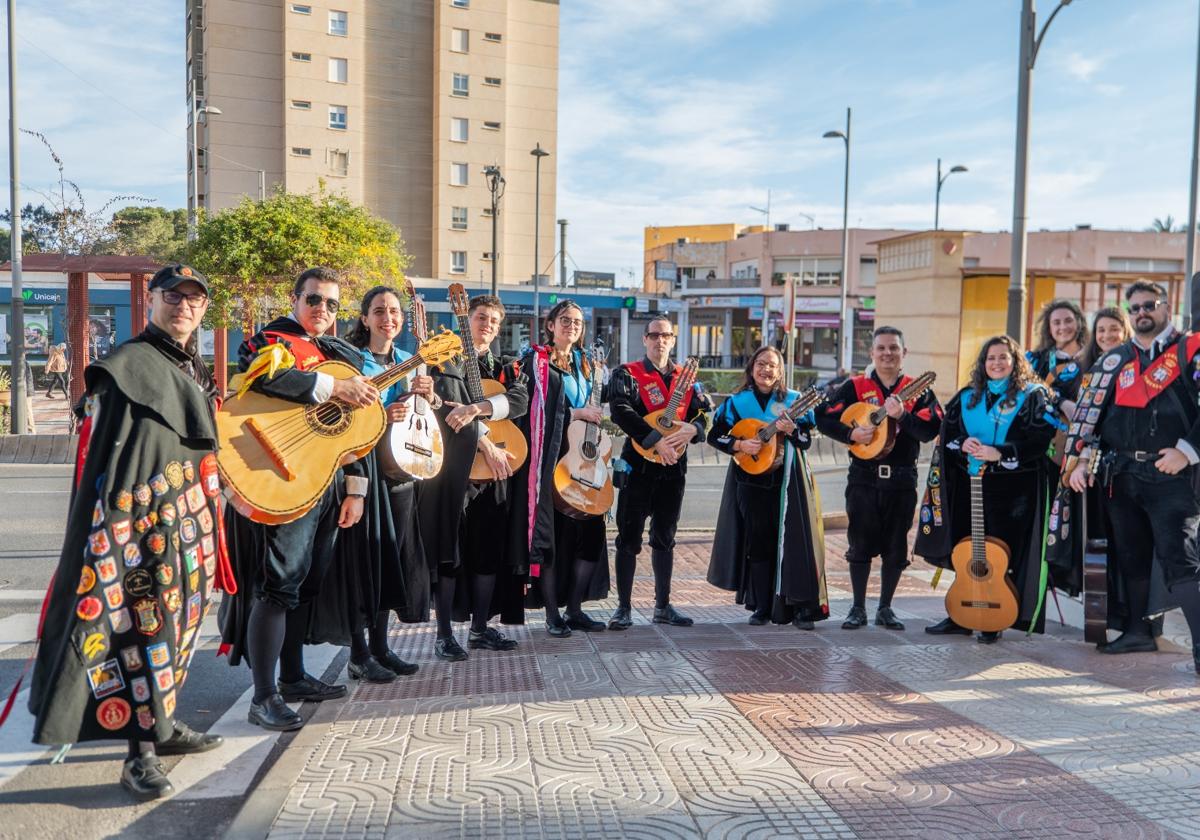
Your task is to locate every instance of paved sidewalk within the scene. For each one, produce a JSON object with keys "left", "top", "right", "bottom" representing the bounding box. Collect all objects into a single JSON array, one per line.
[{"left": 237, "top": 533, "right": 1200, "bottom": 840}]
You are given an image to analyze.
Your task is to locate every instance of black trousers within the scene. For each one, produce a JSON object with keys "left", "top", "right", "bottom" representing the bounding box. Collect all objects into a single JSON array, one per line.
[
  {"left": 614, "top": 469, "right": 686, "bottom": 608},
  {"left": 1107, "top": 471, "right": 1200, "bottom": 590},
  {"left": 844, "top": 482, "right": 916, "bottom": 570},
  {"left": 255, "top": 483, "right": 340, "bottom": 610}
]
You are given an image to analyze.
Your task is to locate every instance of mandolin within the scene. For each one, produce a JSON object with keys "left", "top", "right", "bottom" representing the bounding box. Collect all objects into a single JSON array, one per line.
[
  {"left": 730, "top": 386, "right": 826, "bottom": 475},
  {"left": 217, "top": 330, "right": 463, "bottom": 525},
  {"left": 630, "top": 356, "right": 700, "bottom": 465},
  {"left": 839, "top": 370, "right": 937, "bottom": 460},
  {"left": 446, "top": 283, "right": 529, "bottom": 482},
  {"left": 378, "top": 280, "right": 444, "bottom": 481},
  {"left": 946, "top": 462, "right": 1020, "bottom": 633},
  {"left": 553, "top": 345, "right": 615, "bottom": 518}
]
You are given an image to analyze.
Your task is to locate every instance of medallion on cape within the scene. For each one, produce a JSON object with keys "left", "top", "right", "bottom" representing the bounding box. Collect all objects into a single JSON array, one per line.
[{"left": 960, "top": 379, "right": 1036, "bottom": 475}]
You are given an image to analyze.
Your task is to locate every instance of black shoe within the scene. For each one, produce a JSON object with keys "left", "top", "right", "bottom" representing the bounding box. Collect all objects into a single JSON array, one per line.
[
  {"left": 468, "top": 626, "right": 518, "bottom": 651},
  {"left": 608, "top": 606, "right": 633, "bottom": 631},
  {"left": 376, "top": 650, "right": 419, "bottom": 676},
  {"left": 348, "top": 657, "right": 397, "bottom": 683},
  {"left": 120, "top": 755, "right": 174, "bottom": 800},
  {"left": 875, "top": 606, "right": 905, "bottom": 631},
  {"left": 977, "top": 631, "right": 1001, "bottom": 645},
  {"left": 841, "top": 605, "right": 867, "bottom": 630},
  {"left": 435, "top": 636, "right": 468, "bottom": 661},
  {"left": 155, "top": 720, "right": 223, "bottom": 756},
  {"left": 925, "top": 617, "right": 973, "bottom": 636},
  {"left": 565, "top": 610, "right": 606, "bottom": 632},
  {"left": 748, "top": 613, "right": 769, "bottom": 626},
  {"left": 1100, "top": 633, "right": 1157, "bottom": 655},
  {"left": 792, "top": 617, "right": 815, "bottom": 630},
  {"left": 278, "top": 673, "right": 348, "bottom": 702},
  {"left": 653, "top": 604, "right": 694, "bottom": 626},
  {"left": 248, "top": 693, "right": 304, "bottom": 731},
  {"left": 546, "top": 616, "right": 572, "bottom": 638}
]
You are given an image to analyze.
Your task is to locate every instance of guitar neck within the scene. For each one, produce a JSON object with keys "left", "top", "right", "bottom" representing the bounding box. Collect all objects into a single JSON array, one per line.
[
  {"left": 371, "top": 354, "right": 426, "bottom": 394},
  {"left": 868, "top": 373, "right": 933, "bottom": 425},
  {"left": 757, "top": 390, "right": 819, "bottom": 441},
  {"left": 453, "top": 311, "right": 487, "bottom": 403},
  {"left": 969, "top": 473, "right": 985, "bottom": 562}
]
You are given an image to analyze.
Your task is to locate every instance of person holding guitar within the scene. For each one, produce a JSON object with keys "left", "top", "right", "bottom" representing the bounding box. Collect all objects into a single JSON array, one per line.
[
  {"left": 607, "top": 317, "right": 713, "bottom": 629},
  {"left": 915, "top": 335, "right": 1055, "bottom": 643},
  {"left": 510, "top": 300, "right": 611, "bottom": 637},
  {"left": 706, "top": 346, "right": 829, "bottom": 627},
  {"left": 817, "top": 326, "right": 943, "bottom": 631}
]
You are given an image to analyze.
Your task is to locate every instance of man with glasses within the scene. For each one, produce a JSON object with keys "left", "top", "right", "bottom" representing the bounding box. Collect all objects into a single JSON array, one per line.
[
  {"left": 607, "top": 317, "right": 712, "bottom": 629},
  {"left": 220, "top": 267, "right": 378, "bottom": 732},
  {"left": 1062, "top": 281, "right": 1200, "bottom": 672}
]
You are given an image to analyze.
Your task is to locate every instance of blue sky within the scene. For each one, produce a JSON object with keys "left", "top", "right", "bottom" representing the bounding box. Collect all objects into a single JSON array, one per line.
[{"left": 1, "top": 0, "right": 1197, "bottom": 284}]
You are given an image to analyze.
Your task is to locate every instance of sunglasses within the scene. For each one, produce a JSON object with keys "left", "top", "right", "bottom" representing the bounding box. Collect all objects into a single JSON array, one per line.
[
  {"left": 301, "top": 293, "right": 340, "bottom": 313},
  {"left": 160, "top": 289, "right": 208, "bottom": 307},
  {"left": 645, "top": 331, "right": 675, "bottom": 339},
  {"left": 1127, "top": 301, "right": 1162, "bottom": 315}
]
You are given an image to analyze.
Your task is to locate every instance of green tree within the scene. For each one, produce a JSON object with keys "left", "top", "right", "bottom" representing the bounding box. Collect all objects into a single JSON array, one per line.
[
  {"left": 104, "top": 206, "right": 188, "bottom": 261},
  {"left": 0, "top": 203, "right": 68, "bottom": 261},
  {"left": 181, "top": 184, "right": 410, "bottom": 328},
  {"left": 1147, "top": 216, "right": 1179, "bottom": 233}
]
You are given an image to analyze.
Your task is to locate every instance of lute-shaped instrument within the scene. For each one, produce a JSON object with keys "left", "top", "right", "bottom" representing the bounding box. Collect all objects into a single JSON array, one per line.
[
  {"left": 730, "top": 386, "right": 826, "bottom": 475},
  {"left": 631, "top": 356, "right": 700, "bottom": 465},
  {"left": 839, "top": 370, "right": 937, "bottom": 460}
]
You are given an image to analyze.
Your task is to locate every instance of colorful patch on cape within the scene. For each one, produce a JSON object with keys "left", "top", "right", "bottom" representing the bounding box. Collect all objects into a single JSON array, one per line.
[
  {"left": 96, "top": 697, "right": 131, "bottom": 731},
  {"left": 200, "top": 454, "right": 221, "bottom": 498},
  {"left": 162, "top": 586, "right": 182, "bottom": 615},
  {"left": 197, "top": 508, "right": 214, "bottom": 536},
  {"left": 124, "top": 569, "right": 153, "bottom": 598},
  {"left": 200, "top": 534, "right": 215, "bottom": 562},
  {"left": 146, "top": 642, "right": 170, "bottom": 669},
  {"left": 154, "top": 563, "right": 174, "bottom": 587},
  {"left": 182, "top": 461, "right": 195, "bottom": 483},
  {"left": 87, "top": 659, "right": 125, "bottom": 699},
  {"left": 131, "top": 676, "right": 151, "bottom": 703},
  {"left": 133, "top": 599, "right": 162, "bottom": 636},
  {"left": 189, "top": 569, "right": 200, "bottom": 593},
  {"left": 92, "top": 501, "right": 104, "bottom": 528},
  {"left": 186, "top": 593, "right": 202, "bottom": 629},
  {"left": 77, "top": 566, "right": 96, "bottom": 594},
  {"left": 113, "top": 489, "right": 133, "bottom": 513},
  {"left": 111, "top": 518, "right": 131, "bottom": 546},
  {"left": 165, "top": 462, "right": 185, "bottom": 490},
  {"left": 171, "top": 532, "right": 181, "bottom": 553},
  {"left": 136, "top": 704, "right": 154, "bottom": 731},
  {"left": 120, "top": 645, "right": 143, "bottom": 671},
  {"left": 145, "top": 532, "right": 166, "bottom": 556},
  {"left": 1102, "top": 353, "right": 1121, "bottom": 371},
  {"left": 81, "top": 631, "right": 107, "bottom": 662},
  {"left": 185, "top": 484, "right": 205, "bottom": 514},
  {"left": 76, "top": 596, "right": 103, "bottom": 622},
  {"left": 154, "top": 667, "right": 175, "bottom": 693},
  {"left": 158, "top": 503, "right": 177, "bottom": 528},
  {"left": 88, "top": 531, "right": 110, "bottom": 557},
  {"left": 133, "top": 484, "right": 152, "bottom": 507},
  {"left": 183, "top": 546, "right": 200, "bottom": 574},
  {"left": 163, "top": 689, "right": 176, "bottom": 718},
  {"left": 133, "top": 515, "right": 153, "bottom": 535},
  {"left": 202, "top": 551, "right": 215, "bottom": 577},
  {"left": 123, "top": 543, "right": 142, "bottom": 568},
  {"left": 150, "top": 474, "right": 169, "bottom": 498},
  {"left": 1119, "top": 367, "right": 1137, "bottom": 389},
  {"left": 180, "top": 518, "right": 197, "bottom": 544},
  {"left": 103, "top": 583, "right": 124, "bottom": 611},
  {"left": 109, "top": 608, "right": 132, "bottom": 634}
]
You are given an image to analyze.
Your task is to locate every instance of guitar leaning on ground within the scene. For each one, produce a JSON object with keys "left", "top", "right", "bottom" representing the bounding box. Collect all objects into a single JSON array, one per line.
[
  {"left": 731, "top": 386, "right": 827, "bottom": 475},
  {"left": 553, "top": 345, "right": 615, "bottom": 518},
  {"left": 945, "top": 461, "right": 1020, "bottom": 633},
  {"left": 378, "top": 280, "right": 444, "bottom": 481},
  {"left": 838, "top": 370, "right": 937, "bottom": 460},
  {"left": 630, "top": 356, "right": 701, "bottom": 465}
]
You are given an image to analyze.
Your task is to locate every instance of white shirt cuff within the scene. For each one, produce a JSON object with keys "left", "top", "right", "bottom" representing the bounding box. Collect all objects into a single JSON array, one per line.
[
  {"left": 1176, "top": 439, "right": 1200, "bottom": 465},
  {"left": 311, "top": 371, "right": 335, "bottom": 403},
  {"left": 486, "top": 394, "right": 510, "bottom": 420},
  {"left": 344, "top": 475, "right": 369, "bottom": 497}
]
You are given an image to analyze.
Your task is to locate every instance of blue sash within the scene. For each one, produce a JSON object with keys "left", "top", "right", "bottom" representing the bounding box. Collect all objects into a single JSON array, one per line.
[
  {"left": 960, "top": 383, "right": 1035, "bottom": 475},
  {"left": 358, "top": 345, "right": 414, "bottom": 406},
  {"left": 561, "top": 349, "right": 590, "bottom": 409},
  {"left": 723, "top": 388, "right": 811, "bottom": 426}
]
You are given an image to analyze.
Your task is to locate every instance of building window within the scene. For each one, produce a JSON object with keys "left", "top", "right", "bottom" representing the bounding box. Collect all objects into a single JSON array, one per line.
[
  {"left": 859, "top": 256, "right": 877, "bottom": 287},
  {"left": 329, "top": 10, "right": 348, "bottom": 36},
  {"left": 450, "top": 162, "right": 468, "bottom": 186},
  {"left": 289, "top": 3, "right": 311, "bottom": 14},
  {"left": 451, "top": 207, "right": 468, "bottom": 230},
  {"left": 451, "top": 0, "right": 469, "bottom": 8},
  {"left": 290, "top": 99, "right": 312, "bottom": 110},
  {"left": 482, "top": 252, "right": 495, "bottom": 261},
  {"left": 451, "top": 251, "right": 466, "bottom": 274},
  {"left": 329, "top": 105, "right": 347, "bottom": 130},
  {"left": 1108, "top": 256, "right": 1184, "bottom": 272},
  {"left": 451, "top": 28, "right": 469, "bottom": 53},
  {"left": 483, "top": 76, "right": 501, "bottom": 87},
  {"left": 963, "top": 257, "right": 980, "bottom": 268},
  {"left": 452, "top": 73, "right": 469, "bottom": 97},
  {"left": 291, "top": 51, "right": 312, "bottom": 63},
  {"left": 450, "top": 117, "right": 468, "bottom": 142},
  {"left": 482, "top": 120, "right": 500, "bottom": 131},
  {"left": 483, "top": 32, "right": 502, "bottom": 42},
  {"left": 328, "top": 148, "right": 349, "bottom": 175},
  {"left": 482, "top": 206, "right": 494, "bottom": 217},
  {"left": 328, "top": 57, "right": 348, "bottom": 83},
  {"left": 291, "top": 146, "right": 312, "bottom": 157}
]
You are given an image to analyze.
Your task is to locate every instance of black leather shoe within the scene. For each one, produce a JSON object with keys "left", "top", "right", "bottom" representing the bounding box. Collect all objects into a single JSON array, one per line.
[
  {"left": 248, "top": 693, "right": 304, "bottom": 731},
  {"left": 435, "top": 636, "right": 468, "bottom": 661},
  {"left": 468, "top": 626, "right": 518, "bottom": 651},
  {"left": 608, "top": 606, "right": 633, "bottom": 631},
  {"left": 121, "top": 755, "right": 174, "bottom": 800},
  {"left": 376, "top": 650, "right": 419, "bottom": 676},
  {"left": 155, "top": 720, "right": 223, "bottom": 756},
  {"left": 748, "top": 613, "right": 769, "bottom": 626},
  {"left": 653, "top": 604, "right": 694, "bottom": 626},
  {"left": 792, "top": 617, "right": 815, "bottom": 630},
  {"left": 565, "top": 610, "right": 606, "bottom": 632},
  {"left": 348, "top": 657, "right": 397, "bottom": 683},
  {"left": 1100, "top": 633, "right": 1157, "bottom": 654},
  {"left": 546, "top": 616, "right": 572, "bottom": 637},
  {"left": 977, "top": 631, "right": 1001, "bottom": 645},
  {"left": 925, "top": 617, "right": 972, "bottom": 636},
  {"left": 278, "top": 673, "right": 348, "bottom": 702},
  {"left": 841, "top": 605, "right": 867, "bottom": 629},
  {"left": 875, "top": 606, "right": 905, "bottom": 631}
]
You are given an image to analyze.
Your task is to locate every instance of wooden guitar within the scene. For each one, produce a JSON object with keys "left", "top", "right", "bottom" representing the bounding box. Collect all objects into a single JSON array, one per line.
[
  {"left": 446, "top": 283, "right": 529, "bottom": 482},
  {"left": 378, "top": 281, "right": 444, "bottom": 481},
  {"left": 730, "top": 386, "right": 826, "bottom": 475},
  {"left": 630, "top": 356, "right": 700, "bottom": 465},
  {"left": 1080, "top": 447, "right": 1108, "bottom": 644},
  {"left": 217, "top": 330, "right": 463, "bottom": 525},
  {"left": 839, "top": 370, "right": 936, "bottom": 460},
  {"left": 553, "top": 346, "right": 615, "bottom": 519},
  {"left": 946, "top": 464, "right": 1020, "bottom": 632}
]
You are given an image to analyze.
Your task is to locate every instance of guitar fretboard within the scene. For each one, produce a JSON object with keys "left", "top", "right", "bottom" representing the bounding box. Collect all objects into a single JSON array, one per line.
[
  {"left": 755, "top": 388, "right": 823, "bottom": 442},
  {"left": 453, "top": 309, "right": 487, "bottom": 404},
  {"left": 969, "top": 472, "right": 986, "bottom": 574},
  {"left": 868, "top": 371, "right": 936, "bottom": 425}
]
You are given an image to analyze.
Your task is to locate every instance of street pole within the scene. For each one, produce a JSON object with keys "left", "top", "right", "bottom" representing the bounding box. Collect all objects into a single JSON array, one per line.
[
  {"left": 1007, "top": 0, "right": 1035, "bottom": 342},
  {"left": 484, "top": 166, "right": 503, "bottom": 297},
  {"left": 1185, "top": 2, "right": 1200, "bottom": 328},
  {"left": 189, "top": 86, "right": 199, "bottom": 240},
  {"left": 7, "top": 0, "right": 24, "bottom": 435},
  {"left": 258, "top": 169, "right": 266, "bottom": 202},
  {"left": 558, "top": 219, "right": 568, "bottom": 287},
  {"left": 531, "top": 143, "right": 549, "bottom": 331},
  {"left": 935, "top": 158, "right": 942, "bottom": 231},
  {"left": 831, "top": 108, "right": 853, "bottom": 373}
]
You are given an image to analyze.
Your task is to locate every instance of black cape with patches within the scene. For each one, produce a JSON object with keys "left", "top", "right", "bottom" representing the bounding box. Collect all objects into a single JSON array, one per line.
[{"left": 30, "top": 329, "right": 222, "bottom": 745}]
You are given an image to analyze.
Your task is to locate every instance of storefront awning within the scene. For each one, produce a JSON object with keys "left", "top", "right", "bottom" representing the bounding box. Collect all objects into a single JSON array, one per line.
[{"left": 794, "top": 314, "right": 841, "bottom": 327}]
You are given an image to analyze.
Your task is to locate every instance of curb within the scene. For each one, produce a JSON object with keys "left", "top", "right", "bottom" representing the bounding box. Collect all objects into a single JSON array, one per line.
[{"left": 0, "top": 434, "right": 77, "bottom": 464}]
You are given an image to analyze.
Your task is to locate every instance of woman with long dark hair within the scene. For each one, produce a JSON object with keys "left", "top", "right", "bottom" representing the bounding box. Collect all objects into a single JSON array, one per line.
[
  {"left": 916, "top": 335, "right": 1055, "bottom": 643},
  {"left": 1028, "top": 298, "right": 1088, "bottom": 458},
  {"left": 510, "top": 299, "right": 611, "bottom": 636},
  {"left": 706, "top": 346, "right": 828, "bottom": 627},
  {"left": 1081, "top": 307, "right": 1131, "bottom": 369}
]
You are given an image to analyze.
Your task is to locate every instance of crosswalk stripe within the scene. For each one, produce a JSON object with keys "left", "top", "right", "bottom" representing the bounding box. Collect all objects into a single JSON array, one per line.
[{"left": 0, "top": 614, "right": 42, "bottom": 654}]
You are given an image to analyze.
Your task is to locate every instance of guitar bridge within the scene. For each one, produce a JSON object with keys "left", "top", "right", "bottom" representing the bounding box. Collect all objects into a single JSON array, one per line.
[
  {"left": 570, "top": 474, "right": 602, "bottom": 490},
  {"left": 959, "top": 600, "right": 1002, "bottom": 609},
  {"left": 245, "top": 417, "right": 297, "bottom": 480},
  {"left": 404, "top": 443, "right": 434, "bottom": 457}
]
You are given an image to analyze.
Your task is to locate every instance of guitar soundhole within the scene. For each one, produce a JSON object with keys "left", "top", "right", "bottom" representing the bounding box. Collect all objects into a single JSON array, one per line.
[
  {"left": 969, "top": 560, "right": 990, "bottom": 579},
  {"left": 306, "top": 403, "right": 351, "bottom": 436},
  {"left": 581, "top": 440, "right": 598, "bottom": 460}
]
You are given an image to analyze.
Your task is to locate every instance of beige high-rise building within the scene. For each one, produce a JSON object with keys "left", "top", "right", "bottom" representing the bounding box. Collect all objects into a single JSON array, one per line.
[{"left": 186, "top": 0, "right": 559, "bottom": 283}]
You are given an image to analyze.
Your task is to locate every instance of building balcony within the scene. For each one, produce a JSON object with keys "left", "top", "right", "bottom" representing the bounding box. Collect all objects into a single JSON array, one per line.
[{"left": 676, "top": 276, "right": 761, "bottom": 294}]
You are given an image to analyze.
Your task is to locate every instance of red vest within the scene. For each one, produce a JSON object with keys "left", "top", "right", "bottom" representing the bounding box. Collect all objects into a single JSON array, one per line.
[
  {"left": 262, "top": 330, "right": 326, "bottom": 371},
  {"left": 624, "top": 361, "right": 693, "bottom": 420},
  {"left": 1112, "top": 334, "right": 1200, "bottom": 408},
  {"left": 851, "top": 374, "right": 917, "bottom": 409}
]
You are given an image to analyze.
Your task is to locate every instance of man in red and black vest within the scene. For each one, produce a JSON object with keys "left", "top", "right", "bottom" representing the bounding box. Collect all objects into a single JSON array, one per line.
[
  {"left": 817, "top": 326, "right": 942, "bottom": 631},
  {"left": 607, "top": 316, "right": 713, "bottom": 629},
  {"left": 1066, "top": 281, "right": 1200, "bottom": 671}
]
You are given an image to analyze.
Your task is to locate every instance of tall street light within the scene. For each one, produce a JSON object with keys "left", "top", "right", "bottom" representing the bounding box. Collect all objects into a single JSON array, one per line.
[
  {"left": 188, "top": 92, "right": 221, "bottom": 239},
  {"left": 935, "top": 158, "right": 968, "bottom": 230},
  {"left": 1007, "top": 0, "right": 1078, "bottom": 343},
  {"left": 824, "top": 107, "right": 852, "bottom": 373},
  {"left": 7, "top": 0, "right": 25, "bottom": 435},
  {"left": 530, "top": 143, "right": 549, "bottom": 330},
  {"left": 484, "top": 165, "right": 505, "bottom": 297},
  {"left": 1185, "top": 4, "right": 1200, "bottom": 328}
]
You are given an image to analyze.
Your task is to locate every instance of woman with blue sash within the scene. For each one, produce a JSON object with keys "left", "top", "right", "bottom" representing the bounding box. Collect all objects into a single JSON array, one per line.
[
  {"left": 706, "top": 347, "right": 829, "bottom": 627},
  {"left": 916, "top": 335, "right": 1055, "bottom": 643}
]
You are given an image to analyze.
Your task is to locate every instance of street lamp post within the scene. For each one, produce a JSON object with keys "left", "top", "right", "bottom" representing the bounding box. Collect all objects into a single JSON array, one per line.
[
  {"left": 188, "top": 92, "right": 221, "bottom": 239},
  {"left": 1007, "top": 0, "right": 1077, "bottom": 343},
  {"left": 530, "top": 143, "right": 549, "bottom": 330},
  {"left": 824, "top": 107, "right": 852, "bottom": 373},
  {"left": 935, "top": 158, "right": 968, "bottom": 230},
  {"left": 1185, "top": 5, "right": 1200, "bottom": 328},
  {"left": 484, "top": 165, "right": 505, "bottom": 297},
  {"left": 7, "top": 0, "right": 25, "bottom": 435}
]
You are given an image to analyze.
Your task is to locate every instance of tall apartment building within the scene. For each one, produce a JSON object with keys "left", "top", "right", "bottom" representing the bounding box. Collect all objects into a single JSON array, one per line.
[{"left": 185, "top": 0, "right": 559, "bottom": 282}]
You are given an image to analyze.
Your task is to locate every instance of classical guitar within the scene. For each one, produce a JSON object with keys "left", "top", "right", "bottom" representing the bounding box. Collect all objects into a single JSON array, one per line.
[
  {"left": 730, "top": 386, "right": 826, "bottom": 475},
  {"left": 378, "top": 280, "right": 444, "bottom": 481},
  {"left": 1080, "top": 447, "right": 1108, "bottom": 645},
  {"left": 217, "top": 330, "right": 462, "bottom": 525},
  {"left": 630, "top": 356, "right": 701, "bottom": 465},
  {"left": 446, "top": 283, "right": 529, "bottom": 482},
  {"left": 946, "top": 463, "right": 1020, "bottom": 632},
  {"left": 839, "top": 370, "right": 937, "bottom": 460},
  {"left": 553, "top": 345, "right": 615, "bottom": 519}
]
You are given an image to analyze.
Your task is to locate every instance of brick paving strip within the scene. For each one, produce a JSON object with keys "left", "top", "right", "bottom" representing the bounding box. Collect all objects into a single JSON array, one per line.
[{"left": 256, "top": 534, "right": 1199, "bottom": 839}]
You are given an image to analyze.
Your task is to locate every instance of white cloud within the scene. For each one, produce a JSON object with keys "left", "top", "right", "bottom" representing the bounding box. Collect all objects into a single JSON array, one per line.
[{"left": 1060, "top": 51, "right": 1102, "bottom": 83}]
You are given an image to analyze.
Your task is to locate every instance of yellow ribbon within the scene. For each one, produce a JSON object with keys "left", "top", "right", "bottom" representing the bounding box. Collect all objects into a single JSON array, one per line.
[{"left": 232, "top": 343, "right": 295, "bottom": 398}]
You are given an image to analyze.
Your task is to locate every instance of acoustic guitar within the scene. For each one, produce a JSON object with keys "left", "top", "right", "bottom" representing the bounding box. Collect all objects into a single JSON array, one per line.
[
  {"left": 730, "top": 386, "right": 826, "bottom": 475},
  {"left": 946, "top": 463, "right": 1020, "bottom": 632},
  {"left": 378, "top": 280, "right": 444, "bottom": 481},
  {"left": 839, "top": 370, "right": 937, "bottom": 460},
  {"left": 630, "top": 356, "right": 700, "bottom": 465},
  {"left": 553, "top": 346, "right": 615, "bottom": 519},
  {"left": 446, "top": 283, "right": 529, "bottom": 482},
  {"left": 1080, "top": 447, "right": 1108, "bottom": 645},
  {"left": 217, "top": 330, "right": 463, "bottom": 525}
]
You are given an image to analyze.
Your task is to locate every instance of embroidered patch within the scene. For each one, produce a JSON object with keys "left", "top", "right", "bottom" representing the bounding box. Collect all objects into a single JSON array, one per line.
[
  {"left": 124, "top": 568, "right": 153, "bottom": 598},
  {"left": 123, "top": 543, "right": 142, "bottom": 568},
  {"left": 154, "top": 563, "right": 175, "bottom": 587},
  {"left": 76, "top": 596, "right": 103, "bottom": 622},
  {"left": 92, "top": 501, "right": 104, "bottom": 528},
  {"left": 189, "top": 569, "right": 200, "bottom": 593},
  {"left": 162, "top": 586, "right": 182, "bottom": 615},
  {"left": 163, "top": 689, "right": 176, "bottom": 718},
  {"left": 96, "top": 696, "right": 131, "bottom": 731},
  {"left": 77, "top": 566, "right": 97, "bottom": 594},
  {"left": 88, "top": 531, "right": 110, "bottom": 557},
  {"left": 171, "top": 532, "right": 181, "bottom": 552},
  {"left": 1102, "top": 353, "right": 1121, "bottom": 371},
  {"left": 87, "top": 659, "right": 125, "bottom": 699},
  {"left": 183, "top": 460, "right": 195, "bottom": 483},
  {"left": 202, "top": 551, "right": 215, "bottom": 577},
  {"left": 133, "top": 598, "right": 162, "bottom": 636},
  {"left": 1119, "top": 367, "right": 1136, "bottom": 389},
  {"left": 103, "top": 583, "right": 124, "bottom": 611},
  {"left": 111, "top": 518, "right": 131, "bottom": 546},
  {"left": 150, "top": 474, "right": 169, "bottom": 498},
  {"left": 81, "top": 631, "right": 107, "bottom": 662},
  {"left": 197, "top": 508, "right": 214, "bottom": 535},
  {"left": 158, "top": 502, "right": 177, "bottom": 528},
  {"left": 200, "top": 534, "right": 215, "bottom": 562},
  {"left": 120, "top": 645, "right": 143, "bottom": 671},
  {"left": 109, "top": 608, "right": 132, "bottom": 634},
  {"left": 136, "top": 704, "right": 155, "bottom": 731},
  {"left": 183, "top": 546, "right": 199, "bottom": 574},
  {"left": 131, "top": 676, "right": 151, "bottom": 703},
  {"left": 165, "top": 461, "right": 185, "bottom": 490},
  {"left": 200, "top": 454, "right": 221, "bottom": 498},
  {"left": 154, "top": 667, "right": 175, "bottom": 693},
  {"left": 1085, "top": 408, "right": 1101, "bottom": 423},
  {"left": 146, "top": 642, "right": 170, "bottom": 669},
  {"left": 146, "top": 532, "right": 167, "bottom": 556},
  {"left": 180, "top": 518, "right": 197, "bottom": 544},
  {"left": 113, "top": 489, "right": 133, "bottom": 513},
  {"left": 133, "top": 484, "right": 152, "bottom": 507},
  {"left": 185, "top": 484, "right": 206, "bottom": 514},
  {"left": 133, "top": 515, "right": 153, "bottom": 535},
  {"left": 1099, "top": 373, "right": 1112, "bottom": 387},
  {"left": 186, "top": 593, "right": 202, "bottom": 629}
]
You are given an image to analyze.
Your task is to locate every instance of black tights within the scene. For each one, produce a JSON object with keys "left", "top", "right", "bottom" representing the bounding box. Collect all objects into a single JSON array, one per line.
[
  {"left": 127, "top": 740, "right": 155, "bottom": 760},
  {"left": 539, "top": 558, "right": 600, "bottom": 622},
  {"left": 434, "top": 573, "right": 496, "bottom": 637},
  {"left": 246, "top": 598, "right": 310, "bottom": 703},
  {"left": 350, "top": 611, "right": 393, "bottom": 663},
  {"left": 848, "top": 561, "right": 904, "bottom": 609},
  {"left": 750, "top": 561, "right": 774, "bottom": 618}
]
